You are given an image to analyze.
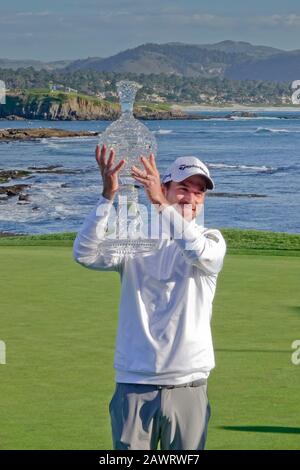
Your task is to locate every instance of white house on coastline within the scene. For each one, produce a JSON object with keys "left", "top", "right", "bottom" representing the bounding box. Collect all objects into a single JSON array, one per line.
[{"left": 49, "top": 83, "right": 78, "bottom": 93}]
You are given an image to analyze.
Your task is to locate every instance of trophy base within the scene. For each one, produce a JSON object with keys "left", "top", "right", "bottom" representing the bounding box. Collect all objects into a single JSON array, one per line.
[{"left": 98, "top": 238, "right": 159, "bottom": 256}]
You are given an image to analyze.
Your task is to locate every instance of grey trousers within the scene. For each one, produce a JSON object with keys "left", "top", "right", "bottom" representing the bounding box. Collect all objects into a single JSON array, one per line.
[{"left": 109, "top": 380, "right": 211, "bottom": 450}]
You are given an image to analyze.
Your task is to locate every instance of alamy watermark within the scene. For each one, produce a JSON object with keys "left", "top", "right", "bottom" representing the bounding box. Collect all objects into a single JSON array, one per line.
[
  {"left": 0, "top": 340, "right": 6, "bottom": 364},
  {"left": 95, "top": 199, "right": 205, "bottom": 246},
  {"left": 0, "top": 80, "right": 6, "bottom": 104},
  {"left": 291, "top": 340, "right": 300, "bottom": 365},
  {"left": 291, "top": 80, "right": 300, "bottom": 104}
]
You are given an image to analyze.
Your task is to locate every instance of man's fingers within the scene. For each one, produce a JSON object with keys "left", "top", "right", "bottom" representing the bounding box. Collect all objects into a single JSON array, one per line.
[
  {"left": 149, "top": 153, "right": 157, "bottom": 170},
  {"left": 106, "top": 148, "right": 115, "bottom": 168},
  {"left": 100, "top": 144, "right": 108, "bottom": 166},
  {"left": 131, "top": 165, "right": 147, "bottom": 178},
  {"left": 95, "top": 144, "right": 101, "bottom": 166},
  {"left": 109, "top": 159, "right": 126, "bottom": 176},
  {"left": 140, "top": 156, "right": 155, "bottom": 174},
  {"left": 131, "top": 174, "right": 150, "bottom": 187},
  {"left": 132, "top": 166, "right": 158, "bottom": 185},
  {"left": 95, "top": 144, "right": 107, "bottom": 170},
  {"left": 131, "top": 172, "right": 155, "bottom": 185}
]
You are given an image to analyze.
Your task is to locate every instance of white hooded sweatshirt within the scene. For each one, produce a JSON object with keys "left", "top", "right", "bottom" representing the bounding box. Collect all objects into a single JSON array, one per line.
[{"left": 73, "top": 195, "right": 226, "bottom": 385}]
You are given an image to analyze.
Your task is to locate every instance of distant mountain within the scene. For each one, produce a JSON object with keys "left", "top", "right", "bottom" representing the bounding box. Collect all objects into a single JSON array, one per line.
[
  {"left": 1, "top": 41, "right": 298, "bottom": 81},
  {"left": 63, "top": 57, "right": 104, "bottom": 72},
  {"left": 225, "top": 50, "right": 300, "bottom": 81},
  {"left": 194, "top": 40, "right": 282, "bottom": 58},
  {"left": 64, "top": 42, "right": 260, "bottom": 76},
  {"left": 64, "top": 41, "right": 295, "bottom": 81},
  {"left": 0, "top": 59, "right": 73, "bottom": 71}
]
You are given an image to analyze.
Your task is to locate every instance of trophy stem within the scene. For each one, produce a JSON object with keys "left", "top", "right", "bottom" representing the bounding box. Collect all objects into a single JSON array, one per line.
[{"left": 117, "top": 183, "right": 141, "bottom": 240}]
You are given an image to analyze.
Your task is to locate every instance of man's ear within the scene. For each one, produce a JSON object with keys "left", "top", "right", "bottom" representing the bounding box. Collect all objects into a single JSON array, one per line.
[{"left": 161, "top": 183, "right": 167, "bottom": 196}]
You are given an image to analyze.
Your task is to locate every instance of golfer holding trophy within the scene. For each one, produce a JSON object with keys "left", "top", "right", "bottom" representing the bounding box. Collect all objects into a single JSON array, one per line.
[{"left": 73, "top": 81, "right": 226, "bottom": 450}]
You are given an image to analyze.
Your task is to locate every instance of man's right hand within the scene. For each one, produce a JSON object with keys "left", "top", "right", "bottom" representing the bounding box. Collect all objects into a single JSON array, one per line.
[{"left": 95, "top": 144, "right": 126, "bottom": 200}]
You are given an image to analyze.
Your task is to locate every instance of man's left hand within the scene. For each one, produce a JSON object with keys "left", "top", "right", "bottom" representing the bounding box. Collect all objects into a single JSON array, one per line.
[{"left": 131, "top": 154, "right": 169, "bottom": 208}]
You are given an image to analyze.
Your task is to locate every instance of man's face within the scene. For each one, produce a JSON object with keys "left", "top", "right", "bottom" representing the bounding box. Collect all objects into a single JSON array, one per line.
[{"left": 162, "top": 174, "right": 207, "bottom": 220}]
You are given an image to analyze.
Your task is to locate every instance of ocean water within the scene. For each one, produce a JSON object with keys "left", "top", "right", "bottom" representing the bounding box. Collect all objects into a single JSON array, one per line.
[{"left": 0, "top": 111, "right": 299, "bottom": 235}]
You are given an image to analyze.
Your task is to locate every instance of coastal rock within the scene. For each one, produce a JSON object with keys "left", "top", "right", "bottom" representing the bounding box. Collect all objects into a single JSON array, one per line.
[
  {"left": 18, "top": 193, "right": 30, "bottom": 201},
  {"left": 0, "top": 164, "right": 85, "bottom": 195},
  {"left": 0, "top": 115, "right": 26, "bottom": 121},
  {"left": 28, "top": 164, "right": 63, "bottom": 171},
  {"left": 0, "top": 92, "right": 118, "bottom": 121},
  {"left": 134, "top": 108, "right": 187, "bottom": 120},
  {"left": 225, "top": 111, "right": 258, "bottom": 119},
  {"left": 28, "top": 164, "right": 81, "bottom": 174},
  {"left": 0, "top": 183, "right": 31, "bottom": 197},
  {"left": 0, "top": 169, "right": 31, "bottom": 183},
  {"left": 0, "top": 128, "right": 98, "bottom": 141},
  {"left": 0, "top": 93, "right": 191, "bottom": 121}
]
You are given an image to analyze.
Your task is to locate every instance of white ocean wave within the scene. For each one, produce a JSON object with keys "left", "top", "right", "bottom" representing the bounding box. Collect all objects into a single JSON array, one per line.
[
  {"left": 254, "top": 127, "right": 291, "bottom": 134},
  {"left": 209, "top": 163, "right": 277, "bottom": 172},
  {"left": 198, "top": 116, "right": 282, "bottom": 122},
  {"left": 153, "top": 129, "right": 173, "bottom": 135}
]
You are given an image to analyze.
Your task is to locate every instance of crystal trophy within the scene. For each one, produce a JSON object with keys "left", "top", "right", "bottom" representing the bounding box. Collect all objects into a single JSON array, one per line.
[{"left": 97, "top": 80, "right": 159, "bottom": 255}]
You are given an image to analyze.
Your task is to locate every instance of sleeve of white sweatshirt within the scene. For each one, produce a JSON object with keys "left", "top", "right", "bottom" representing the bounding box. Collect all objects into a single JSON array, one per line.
[
  {"left": 73, "top": 195, "right": 124, "bottom": 273},
  {"left": 160, "top": 204, "right": 226, "bottom": 276}
]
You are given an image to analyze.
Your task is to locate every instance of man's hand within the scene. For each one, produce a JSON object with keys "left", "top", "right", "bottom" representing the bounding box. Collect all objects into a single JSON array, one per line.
[
  {"left": 95, "top": 144, "right": 126, "bottom": 200},
  {"left": 131, "top": 154, "right": 169, "bottom": 208}
]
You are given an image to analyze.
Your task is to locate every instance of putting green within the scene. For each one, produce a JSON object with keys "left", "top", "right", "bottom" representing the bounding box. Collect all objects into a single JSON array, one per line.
[{"left": 0, "top": 246, "right": 299, "bottom": 449}]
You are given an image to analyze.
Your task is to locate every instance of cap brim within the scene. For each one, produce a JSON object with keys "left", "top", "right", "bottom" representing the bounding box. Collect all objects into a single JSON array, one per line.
[
  {"left": 202, "top": 176, "right": 214, "bottom": 190},
  {"left": 172, "top": 171, "right": 214, "bottom": 190}
]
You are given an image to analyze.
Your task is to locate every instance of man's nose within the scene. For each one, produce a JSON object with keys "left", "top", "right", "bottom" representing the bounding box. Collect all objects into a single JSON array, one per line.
[{"left": 182, "top": 193, "right": 195, "bottom": 205}]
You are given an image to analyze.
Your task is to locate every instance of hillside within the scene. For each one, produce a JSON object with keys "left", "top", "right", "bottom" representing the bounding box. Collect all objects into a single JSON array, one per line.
[
  {"left": 226, "top": 50, "right": 300, "bottom": 82},
  {"left": 193, "top": 40, "right": 282, "bottom": 57},
  {"left": 64, "top": 41, "right": 295, "bottom": 82},
  {"left": 1, "top": 41, "right": 297, "bottom": 82},
  {"left": 65, "top": 42, "right": 263, "bottom": 77},
  {"left": 0, "top": 59, "right": 72, "bottom": 71}
]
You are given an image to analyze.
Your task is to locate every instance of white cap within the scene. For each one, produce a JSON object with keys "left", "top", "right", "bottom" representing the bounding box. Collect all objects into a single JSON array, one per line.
[{"left": 162, "top": 156, "right": 214, "bottom": 190}]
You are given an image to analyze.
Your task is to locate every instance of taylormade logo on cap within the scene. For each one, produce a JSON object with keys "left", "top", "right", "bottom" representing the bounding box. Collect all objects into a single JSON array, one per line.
[
  {"left": 162, "top": 156, "right": 214, "bottom": 190},
  {"left": 178, "top": 163, "right": 209, "bottom": 176}
]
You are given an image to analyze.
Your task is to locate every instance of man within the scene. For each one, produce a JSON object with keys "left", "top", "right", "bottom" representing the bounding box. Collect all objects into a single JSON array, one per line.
[{"left": 73, "top": 144, "right": 226, "bottom": 450}]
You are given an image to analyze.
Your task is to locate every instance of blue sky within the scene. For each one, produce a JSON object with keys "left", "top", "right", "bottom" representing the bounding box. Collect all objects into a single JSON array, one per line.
[{"left": 1, "top": 0, "right": 300, "bottom": 60}]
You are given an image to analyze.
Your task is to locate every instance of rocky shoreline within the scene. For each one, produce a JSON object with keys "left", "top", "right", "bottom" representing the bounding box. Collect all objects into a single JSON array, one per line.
[
  {"left": 0, "top": 112, "right": 261, "bottom": 142},
  {"left": 0, "top": 112, "right": 258, "bottom": 143},
  {"left": 1, "top": 92, "right": 191, "bottom": 121},
  {"left": 0, "top": 164, "right": 87, "bottom": 202},
  {"left": 0, "top": 162, "right": 267, "bottom": 204},
  {"left": 1, "top": 90, "right": 262, "bottom": 123},
  {"left": 0, "top": 128, "right": 99, "bottom": 141}
]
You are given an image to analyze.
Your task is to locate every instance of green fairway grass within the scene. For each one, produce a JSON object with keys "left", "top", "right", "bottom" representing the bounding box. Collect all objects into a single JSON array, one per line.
[
  {"left": 1, "top": 228, "right": 300, "bottom": 256},
  {"left": 0, "top": 231, "right": 299, "bottom": 449}
]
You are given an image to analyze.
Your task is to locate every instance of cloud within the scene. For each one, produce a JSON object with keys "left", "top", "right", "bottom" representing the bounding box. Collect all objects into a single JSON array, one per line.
[
  {"left": 94, "top": 10, "right": 236, "bottom": 28},
  {"left": 250, "top": 14, "right": 300, "bottom": 27},
  {"left": 0, "top": 11, "right": 52, "bottom": 25},
  {"left": 16, "top": 11, "right": 51, "bottom": 17},
  {"left": 174, "top": 13, "right": 236, "bottom": 27}
]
